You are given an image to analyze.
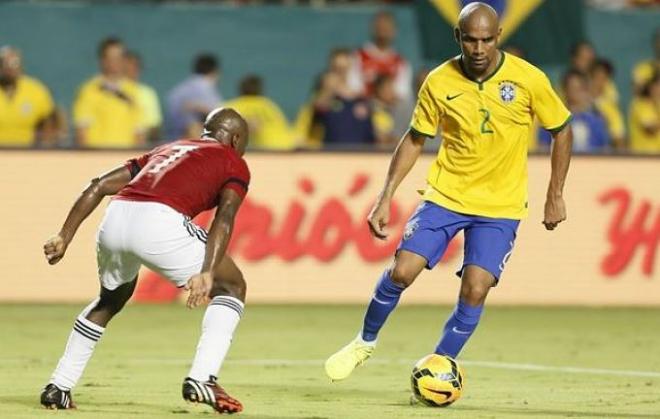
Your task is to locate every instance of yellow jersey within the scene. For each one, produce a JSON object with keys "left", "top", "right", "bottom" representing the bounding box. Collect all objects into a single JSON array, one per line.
[
  {"left": 632, "top": 60, "right": 659, "bottom": 89},
  {"left": 372, "top": 103, "right": 395, "bottom": 141},
  {"left": 628, "top": 97, "right": 660, "bottom": 154},
  {"left": 411, "top": 52, "right": 571, "bottom": 219},
  {"left": 293, "top": 102, "right": 325, "bottom": 149},
  {"left": 136, "top": 82, "right": 162, "bottom": 129},
  {"left": 0, "top": 75, "right": 54, "bottom": 146},
  {"left": 224, "top": 95, "right": 294, "bottom": 150},
  {"left": 73, "top": 76, "right": 144, "bottom": 148},
  {"left": 595, "top": 99, "right": 625, "bottom": 140}
]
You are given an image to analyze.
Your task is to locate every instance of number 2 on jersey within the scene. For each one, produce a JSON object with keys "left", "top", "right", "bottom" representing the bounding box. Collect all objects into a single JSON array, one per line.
[
  {"left": 479, "top": 108, "right": 494, "bottom": 134},
  {"left": 148, "top": 145, "right": 199, "bottom": 174}
]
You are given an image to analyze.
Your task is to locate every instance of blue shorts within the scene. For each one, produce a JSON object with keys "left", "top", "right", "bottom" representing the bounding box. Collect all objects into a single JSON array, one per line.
[{"left": 397, "top": 201, "right": 520, "bottom": 281}]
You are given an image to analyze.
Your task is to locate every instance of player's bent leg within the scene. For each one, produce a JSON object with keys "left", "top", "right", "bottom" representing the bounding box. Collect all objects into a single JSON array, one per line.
[
  {"left": 208, "top": 254, "right": 246, "bottom": 302},
  {"left": 435, "top": 265, "right": 494, "bottom": 358},
  {"left": 86, "top": 279, "right": 138, "bottom": 326},
  {"left": 183, "top": 256, "right": 244, "bottom": 413},
  {"left": 42, "top": 279, "right": 138, "bottom": 409},
  {"left": 325, "top": 250, "right": 427, "bottom": 382},
  {"left": 362, "top": 250, "right": 427, "bottom": 341}
]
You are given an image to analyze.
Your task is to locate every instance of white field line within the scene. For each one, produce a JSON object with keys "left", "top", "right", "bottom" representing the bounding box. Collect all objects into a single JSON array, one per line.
[{"left": 5, "top": 357, "right": 660, "bottom": 378}]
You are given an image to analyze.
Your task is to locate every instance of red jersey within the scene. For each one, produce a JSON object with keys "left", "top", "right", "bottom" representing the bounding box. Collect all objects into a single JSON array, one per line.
[
  {"left": 349, "top": 43, "right": 412, "bottom": 100},
  {"left": 115, "top": 138, "right": 250, "bottom": 218}
]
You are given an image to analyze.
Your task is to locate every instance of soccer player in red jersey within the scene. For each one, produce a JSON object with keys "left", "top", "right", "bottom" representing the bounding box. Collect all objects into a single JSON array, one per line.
[{"left": 41, "top": 108, "right": 250, "bottom": 414}]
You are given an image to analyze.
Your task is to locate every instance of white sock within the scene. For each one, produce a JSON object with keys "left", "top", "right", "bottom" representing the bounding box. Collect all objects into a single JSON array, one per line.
[
  {"left": 356, "top": 332, "right": 377, "bottom": 346},
  {"left": 187, "top": 296, "right": 244, "bottom": 382},
  {"left": 50, "top": 299, "right": 104, "bottom": 391}
]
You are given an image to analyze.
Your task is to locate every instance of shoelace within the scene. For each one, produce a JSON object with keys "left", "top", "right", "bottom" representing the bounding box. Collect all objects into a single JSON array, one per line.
[{"left": 353, "top": 344, "right": 374, "bottom": 364}]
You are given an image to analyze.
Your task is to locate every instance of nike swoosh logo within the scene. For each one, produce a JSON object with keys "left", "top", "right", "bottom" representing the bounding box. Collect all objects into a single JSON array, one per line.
[
  {"left": 451, "top": 327, "right": 471, "bottom": 335},
  {"left": 423, "top": 388, "right": 454, "bottom": 397},
  {"left": 373, "top": 296, "right": 390, "bottom": 305},
  {"left": 446, "top": 93, "right": 463, "bottom": 101}
]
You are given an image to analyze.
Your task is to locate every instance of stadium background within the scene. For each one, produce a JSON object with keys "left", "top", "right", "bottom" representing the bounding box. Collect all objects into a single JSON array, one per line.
[
  {"left": 1, "top": 1, "right": 659, "bottom": 418},
  {"left": 0, "top": 1, "right": 657, "bottom": 119}
]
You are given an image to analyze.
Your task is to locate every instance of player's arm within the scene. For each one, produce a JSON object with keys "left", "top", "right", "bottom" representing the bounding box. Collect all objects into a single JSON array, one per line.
[
  {"left": 43, "top": 166, "right": 132, "bottom": 265},
  {"left": 368, "top": 129, "right": 426, "bottom": 239},
  {"left": 543, "top": 124, "right": 573, "bottom": 231},
  {"left": 185, "top": 188, "right": 244, "bottom": 309}
]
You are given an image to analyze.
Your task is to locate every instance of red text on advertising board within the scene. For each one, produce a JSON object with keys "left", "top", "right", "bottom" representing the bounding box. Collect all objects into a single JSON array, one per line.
[{"left": 600, "top": 188, "right": 660, "bottom": 277}]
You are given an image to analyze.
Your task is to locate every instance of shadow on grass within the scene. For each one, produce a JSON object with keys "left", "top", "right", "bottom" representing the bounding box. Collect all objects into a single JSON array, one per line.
[
  {"left": 439, "top": 403, "right": 660, "bottom": 418},
  {"left": 0, "top": 396, "right": 300, "bottom": 419}
]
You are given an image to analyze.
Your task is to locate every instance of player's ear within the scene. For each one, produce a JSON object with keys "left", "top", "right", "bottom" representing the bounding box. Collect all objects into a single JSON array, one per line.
[{"left": 453, "top": 27, "right": 461, "bottom": 45}]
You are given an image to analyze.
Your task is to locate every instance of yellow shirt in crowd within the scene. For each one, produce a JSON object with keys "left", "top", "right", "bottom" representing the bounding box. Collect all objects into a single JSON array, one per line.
[
  {"left": 136, "top": 82, "right": 162, "bottom": 130},
  {"left": 372, "top": 103, "right": 395, "bottom": 142},
  {"left": 596, "top": 99, "right": 625, "bottom": 141},
  {"left": 0, "top": 76, "right": 54, "bottom": 146},
  {"left": 628, "top": 97, "right": 660, "bottom": 153},
  {"left": 596, "top": 80, "right": 625, "bottom": 141},
  {"left": 73, "top": 76, "right": 144, "bottom": 148},
  {"left": 224, "top": 95, "right": 294, "bottom": 150},
  {"left": 632, "top": 60, "right": 659, "bottom": 89},
  {"left": 411, "top": 52, "right": 571, "bottom": 220}
]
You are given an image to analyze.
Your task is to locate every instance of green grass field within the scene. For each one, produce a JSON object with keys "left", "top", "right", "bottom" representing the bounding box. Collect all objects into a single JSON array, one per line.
[{"left": 1, "top": 304, "right": 659, "bottom": 418}]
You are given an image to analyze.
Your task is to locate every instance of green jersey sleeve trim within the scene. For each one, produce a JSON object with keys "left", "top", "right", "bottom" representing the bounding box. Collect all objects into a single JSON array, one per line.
[
  {"left": 547, "top": 114, "right": 572, "bottom": 134},
  {"left": 409, "top": 126, "right": 434, "bottom": 139}
]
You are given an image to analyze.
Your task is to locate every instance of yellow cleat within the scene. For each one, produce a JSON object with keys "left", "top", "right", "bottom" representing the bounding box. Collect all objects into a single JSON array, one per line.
[{"left": 325, "top": 336, "right": 375, "bottom": 381}]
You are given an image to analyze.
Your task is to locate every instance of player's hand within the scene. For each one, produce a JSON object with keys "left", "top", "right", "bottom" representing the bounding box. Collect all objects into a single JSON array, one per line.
[
  {"left": 185, "top": 272, "right": 213, "bottom": 309},
  {"left": 367, "top": 200, "right": 390, "bottom": 240},
  {"left": 43, "top": 234, "right": 67, "bottom": 265},
  {"left": 543, "top": 195, "right": 567, "bottom": 231}
]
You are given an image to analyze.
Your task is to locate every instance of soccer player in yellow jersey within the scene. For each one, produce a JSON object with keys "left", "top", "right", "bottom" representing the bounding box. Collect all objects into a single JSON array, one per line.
[{"left": 326, "top": 2, "right": 573, "bottom": 381}]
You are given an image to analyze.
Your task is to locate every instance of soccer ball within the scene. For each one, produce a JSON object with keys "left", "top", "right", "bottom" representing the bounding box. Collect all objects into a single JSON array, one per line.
[{"left": 410, "top": 354, "right": 465, "bottom": 407}]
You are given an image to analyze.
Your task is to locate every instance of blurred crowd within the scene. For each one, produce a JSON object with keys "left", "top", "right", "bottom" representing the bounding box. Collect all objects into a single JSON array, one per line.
[
  {"left": 0, "top": 11, "right": 658, "bottom": 154},
  {"left": 531, "top": 35, "right": 660, "bottom": 154}
]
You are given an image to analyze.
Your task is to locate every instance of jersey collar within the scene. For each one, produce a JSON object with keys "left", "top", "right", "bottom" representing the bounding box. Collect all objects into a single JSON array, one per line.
[{"left": 458, "top": 51, "right": 506, "bottom": 90}]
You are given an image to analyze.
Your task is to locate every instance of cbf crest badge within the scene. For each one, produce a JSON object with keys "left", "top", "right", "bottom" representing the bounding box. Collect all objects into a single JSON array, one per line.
[
  {"left": 403, "top": 220, "right": 419, "bottom": 241},
  {"left": 499, "top": 81, "right": 516, "bottom": 103}
]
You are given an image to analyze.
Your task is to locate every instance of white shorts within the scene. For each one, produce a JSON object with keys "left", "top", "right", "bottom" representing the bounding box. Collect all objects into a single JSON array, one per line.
[{"left": 96, "top": 200, "right": 207, "bottom": 290}]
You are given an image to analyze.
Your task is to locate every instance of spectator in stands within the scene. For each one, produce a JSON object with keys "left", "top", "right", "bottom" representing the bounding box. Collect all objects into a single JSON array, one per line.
[
  {"left": 567, "top": 40, "right": 622, "bottom": 150},
  {"left": 539, "top": 70, "right": 610, "bottom": 153},
  {"left": 389, "top": 67, "right": 431, "bottom": 142},
  {"left": 628, "top": 72, "right": 660, "bottom": 154},
  {"left": 224, "top": 75, "right": 294, "bottom": 150},
  {"left": 0, "top": 46, "right": 59, "bottom": 147},
  {"left": 166, "top": 53, "right": 222, "bottom": 140},
  {"left": 348, "top": 10, "right": 412, "bottom": 102},
  {"left": 73, "top": 37, "right": 144, "bottom": 148},
  {"left": 569, "top": 41, "right": 596, "bottom": 75},
  {"left": 590, "top": 59, "right": 625, "bottom": 149},
  {"left": 314, "top": 48, "right": 375, "bottom": 147},
  {"left": 293, "top": 75, "right": 325, "bottom": 148},
  {"left": 371, "top": 75, "right": 397, "bottom": 147},
  {"left": 124, "top": 51, "right": 162, "bottom": 144},
  {"left": 632, "top": 29, "right": 660, "bottom": 94}
]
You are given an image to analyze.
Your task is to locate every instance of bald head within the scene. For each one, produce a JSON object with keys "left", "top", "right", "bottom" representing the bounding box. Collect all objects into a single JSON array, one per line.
[
  {"left": 203, "top": 108, "right": 249, "bottom": 155},
  {"left": 458, "top": 2, "right": 499, "bottom": 32},
  {"left": 454, "top": 2, "right": 502, "bottom": 78}
]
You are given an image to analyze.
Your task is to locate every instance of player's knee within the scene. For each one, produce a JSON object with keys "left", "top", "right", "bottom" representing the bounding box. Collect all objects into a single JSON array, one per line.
[
  {"left": 460, "top": 284, "right": 490, "bottom": 306},
  {"left": 210, "top": 271, "right": 247, "bottom": 302},
  {"left": 390, "top": 264, "right": 417, "bottom": 288}
]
